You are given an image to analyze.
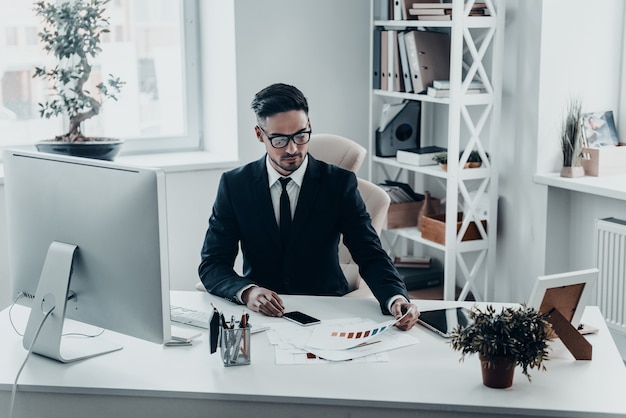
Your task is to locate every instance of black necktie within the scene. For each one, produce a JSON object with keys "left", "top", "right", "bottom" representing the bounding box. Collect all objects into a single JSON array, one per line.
[{"left": 278, "top": 177, "right": 292, "bottom": 247}]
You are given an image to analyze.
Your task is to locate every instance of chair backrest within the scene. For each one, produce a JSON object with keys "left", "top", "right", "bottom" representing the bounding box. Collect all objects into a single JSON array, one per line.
[
  {"left": 308, "top": 133, "right": 367, "bottom": 173},
  {"left": 339, "top": 178, "right": 391, "bottom": 293}
]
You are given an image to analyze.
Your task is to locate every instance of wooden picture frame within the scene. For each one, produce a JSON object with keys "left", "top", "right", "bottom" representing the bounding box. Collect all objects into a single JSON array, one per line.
[{"left": 528, "top": 268, "right": 599, "bottom": 328}]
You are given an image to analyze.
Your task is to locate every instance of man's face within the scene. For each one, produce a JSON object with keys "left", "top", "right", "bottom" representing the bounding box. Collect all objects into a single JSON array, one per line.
[{"left": 255, "top": 110, "right": 310, "bottom": 176}]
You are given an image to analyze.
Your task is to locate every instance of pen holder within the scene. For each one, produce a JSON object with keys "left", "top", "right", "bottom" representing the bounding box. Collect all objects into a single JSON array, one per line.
[{"left": 220, "top": 326, "right": 251, "bottom": 366}]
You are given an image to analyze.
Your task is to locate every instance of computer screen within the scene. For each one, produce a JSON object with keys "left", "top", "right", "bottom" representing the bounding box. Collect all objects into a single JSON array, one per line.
[{"left": 4, "top": 149, "right": 171, "bottom": 362}]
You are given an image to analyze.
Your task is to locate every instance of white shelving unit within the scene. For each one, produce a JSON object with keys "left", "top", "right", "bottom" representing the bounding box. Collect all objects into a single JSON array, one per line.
[{"left": 368, "top": 0, "right": 505, "bottom": 301}]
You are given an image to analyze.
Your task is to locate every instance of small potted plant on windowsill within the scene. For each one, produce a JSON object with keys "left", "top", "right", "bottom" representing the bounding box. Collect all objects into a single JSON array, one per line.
[
  {"left": 33, "top": 0, "right": 125, "bottom": 161},
  {"left": 559, "top": 97, "right": 584, "bottom": 178},
  {"left": 449, "top": 304, "right": 551, "bottom": 389}
]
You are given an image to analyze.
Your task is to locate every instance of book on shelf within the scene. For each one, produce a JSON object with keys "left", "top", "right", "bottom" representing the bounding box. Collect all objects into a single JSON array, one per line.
[
  {"left": 379, "top": 184, "right": 416, "bottom": 204},
  {"left": 403, "top": 30, "right": 450, "bottom": 93},
  {"left": 395, "top": 255, "right": 431, "bottom": 264},
  {"left": 416, "top": 14, "right": 452, "bottom": 20},
  {"left": 394, "top": 256, "right": 432, "bottom": 269},
  {"left": 391, "top": 30, "right": 404, "bottom": 92},
  {"left": 432, "top": 79, "right": 485, "bottom": 90},
  {"left": 372, "top": 29, "right": 382, "bottom": 89},
  {"left": 397, "top": 31, "right": 413, "bottom": 93},
  {"left": 396, "top": 145, "right": 447, "bottom": 166},
  {"left": 408, "top": 2, "right": 489, "bottom": 19},
  {"left": 380, "top": 30, "right": 389, "bottom": 90},
  {"left": 408, "top": 8, "right": 446, "bottom": 15},
  {"left": 397, "top": 265, "right": 443, "bottom": 290},
  {"left": 410, "top": 2, "right": 486, "bottom": 9},
  {"left": 382, "top": 180, "right": 422, "bottom": 201},
  {"left": 427, "top": 86, "right": 484, "bottom": 98}
]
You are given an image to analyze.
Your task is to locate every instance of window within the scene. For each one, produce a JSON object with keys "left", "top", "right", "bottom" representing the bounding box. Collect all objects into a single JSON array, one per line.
[{"left": 0, "top": 0, "right": 201, "bottom": 155}]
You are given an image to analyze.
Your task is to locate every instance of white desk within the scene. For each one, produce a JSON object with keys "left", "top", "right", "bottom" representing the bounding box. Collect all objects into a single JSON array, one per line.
[{"left": 1, "top": 291, "right": 625, "bottom": 418}]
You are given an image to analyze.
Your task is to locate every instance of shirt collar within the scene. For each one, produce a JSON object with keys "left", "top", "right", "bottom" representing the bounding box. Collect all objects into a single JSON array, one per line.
[{"left": 266, "top": 154, "right": 308, "bottom": 188}]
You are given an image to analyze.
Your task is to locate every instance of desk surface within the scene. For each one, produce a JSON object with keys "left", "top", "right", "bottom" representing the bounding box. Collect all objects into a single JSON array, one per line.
[{"left": 1, "top": 291, "right": 626, "bottom": 418}]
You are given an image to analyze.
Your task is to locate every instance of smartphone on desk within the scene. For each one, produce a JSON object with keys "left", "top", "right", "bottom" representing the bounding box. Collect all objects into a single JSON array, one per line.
[{"left": 283, "top": 311, "right": 321, "bottom": 326}]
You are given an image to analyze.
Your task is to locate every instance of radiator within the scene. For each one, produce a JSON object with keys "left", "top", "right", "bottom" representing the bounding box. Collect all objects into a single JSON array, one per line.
[{"left": 595, "top": 217, "right": 626, "bottom": 335}]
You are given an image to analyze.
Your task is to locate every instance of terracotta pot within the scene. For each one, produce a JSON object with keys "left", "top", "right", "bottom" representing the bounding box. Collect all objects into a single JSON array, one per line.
[
  {"left": 439, "top": 162, "right": 472, "bottom": 171},
  {"left": 479, "top": 354, "right": 515, "bottom": 389},
  {"left": 468, "top": 161, "right": 482, "bottom": 168}
]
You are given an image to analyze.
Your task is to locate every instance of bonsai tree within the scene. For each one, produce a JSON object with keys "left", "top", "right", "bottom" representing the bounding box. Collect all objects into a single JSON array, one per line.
[
  {"left": 449, "top": 304, "right": 551, "bottom": 382},
  {"left": 33, "top": 0, "right": 124, "bottom": 143}
]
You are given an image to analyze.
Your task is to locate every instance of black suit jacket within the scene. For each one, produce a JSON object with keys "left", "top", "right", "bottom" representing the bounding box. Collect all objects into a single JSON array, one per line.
[{"left": 199, "top": 155, "right": 409, "bottom": 314}]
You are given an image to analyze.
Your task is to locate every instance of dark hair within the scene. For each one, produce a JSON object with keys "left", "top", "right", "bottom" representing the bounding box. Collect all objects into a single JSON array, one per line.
[{"left": 250, "top": 83, "right": 309, "bottom": 125}]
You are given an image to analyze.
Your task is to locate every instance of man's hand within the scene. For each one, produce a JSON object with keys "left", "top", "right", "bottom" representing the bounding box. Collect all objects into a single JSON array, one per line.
[
  {"left": 242, "top": 286, "right": 284, "bottom": 317},
  {"left": 391, "top": 299, "right": 420, "bottom": 331}
]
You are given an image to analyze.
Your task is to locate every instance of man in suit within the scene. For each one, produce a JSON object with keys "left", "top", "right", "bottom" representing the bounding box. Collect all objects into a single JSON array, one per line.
[{"left": 199, "top": 83, "right": 419, "bottom": 330}]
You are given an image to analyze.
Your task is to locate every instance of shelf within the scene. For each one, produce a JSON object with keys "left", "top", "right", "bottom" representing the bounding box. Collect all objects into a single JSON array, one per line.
[
  {"left": 373, "top": 89, "right": 493, "bottom": 106},
  {"left": 533, "top": 172, "right": 626, "bottom": 201},
  {"left": 373, "top": 156, "right": 491, "bottom": 180},
  {"left": 370, "top": 0, "right": 504, "bottom": 302},
  {"left": 384, "top": 227, "right": 489, "bottom": 252},
  {"left": 374, "top": 17, "right": 497, "bottom": 29}
]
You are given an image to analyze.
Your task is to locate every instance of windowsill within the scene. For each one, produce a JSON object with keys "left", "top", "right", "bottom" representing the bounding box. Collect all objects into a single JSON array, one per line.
[
  {"left": 0, "top": 151, "right": 241, "bottom": 185},
  {"left": 116, "top": 151, "right": 239, "bottom": 173},
  {"left": 533, "top": 172, "right": 626, "bottom": 201}
]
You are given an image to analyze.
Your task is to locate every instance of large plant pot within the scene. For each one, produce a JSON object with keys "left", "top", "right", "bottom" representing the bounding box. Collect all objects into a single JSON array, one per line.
[
  {"left": 36, "top": 139, "right": 124, "bottom": 161},
  {"left": 479, "top": 354, "right": 515, "bottom": 389}
]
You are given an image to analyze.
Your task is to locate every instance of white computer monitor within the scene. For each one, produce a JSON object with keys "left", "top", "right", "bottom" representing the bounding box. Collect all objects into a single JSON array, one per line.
[{"left": 4, "top": 149, "right": 171, "bottom": 362}]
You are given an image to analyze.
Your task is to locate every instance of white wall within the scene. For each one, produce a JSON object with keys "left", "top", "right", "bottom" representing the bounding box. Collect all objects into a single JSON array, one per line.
[
  {"left": 233, "top": 0, "right": 371, "bottom": 177},
  {"left": 1, "top": 0, "right": 624, "bottom": 314},
  {"left": 498, "top": 0, "right": 625, "bottom": 303},
  {"left": 0, "top": 188, "right": 8, "bottom": 308},
  {"left": 0, "top": 0, "right": 371, "bottom": 309}
]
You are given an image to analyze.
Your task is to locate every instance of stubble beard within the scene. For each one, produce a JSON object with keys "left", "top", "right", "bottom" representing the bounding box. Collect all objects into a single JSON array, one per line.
[{"left": 270, "top": 152, "right": 303, "bottom": 174}]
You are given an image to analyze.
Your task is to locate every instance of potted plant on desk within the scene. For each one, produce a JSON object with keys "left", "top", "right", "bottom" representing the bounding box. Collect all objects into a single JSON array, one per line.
[
  {"left": 449, "top": 304, "right": 551, "bottom": 389},
  {"left": 33, "top": 0, "right": 125, "bottom": 161}
]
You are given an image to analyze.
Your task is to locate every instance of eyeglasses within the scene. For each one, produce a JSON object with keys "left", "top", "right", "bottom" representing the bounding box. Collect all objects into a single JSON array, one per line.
[{"left": 258, "top": 125, "right": 312, "bottom": 149}]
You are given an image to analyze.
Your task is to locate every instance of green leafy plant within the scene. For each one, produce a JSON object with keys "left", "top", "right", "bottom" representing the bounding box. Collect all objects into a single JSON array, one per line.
[
  {"left": 432, "top": 152, "right": 448, "bottom": 164},
  {"left": 449, "top": 304, "right": 551, "bottom": 381},
  {"left": 560, "top": 97, "right": 583, "bottom": 167},
  {"left": 33, "top": 0, "right": 124, "bottom": 142}
]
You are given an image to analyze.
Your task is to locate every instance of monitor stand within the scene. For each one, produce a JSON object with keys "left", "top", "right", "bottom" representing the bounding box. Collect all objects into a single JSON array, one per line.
[{"left": 23, "top": 241, "right": 123, "bottom": 363}]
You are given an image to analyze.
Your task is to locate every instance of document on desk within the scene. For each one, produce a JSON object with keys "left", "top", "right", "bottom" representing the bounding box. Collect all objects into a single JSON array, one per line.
[{"left": 266, "top": 317, "right": 419, "bottom": 363}]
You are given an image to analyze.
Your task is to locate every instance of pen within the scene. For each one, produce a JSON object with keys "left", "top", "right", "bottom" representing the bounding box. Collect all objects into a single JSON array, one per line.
[{"left": 239, "top": 311, "right": 249, "bottom": 360}]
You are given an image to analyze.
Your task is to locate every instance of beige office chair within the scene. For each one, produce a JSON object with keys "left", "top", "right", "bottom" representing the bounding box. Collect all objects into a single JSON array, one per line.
[
  {"left": 308, "top": 133, "right": 367, "bottom": 173},
  {"left": 339, "top": 178, "right": 391, "bottom": 297}
]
